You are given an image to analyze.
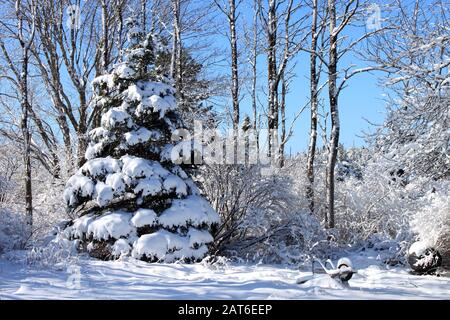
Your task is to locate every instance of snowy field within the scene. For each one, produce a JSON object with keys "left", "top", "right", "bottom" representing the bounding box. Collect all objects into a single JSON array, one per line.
[{"left": 0, "top": 251, "right": 449, "bottom": 300}]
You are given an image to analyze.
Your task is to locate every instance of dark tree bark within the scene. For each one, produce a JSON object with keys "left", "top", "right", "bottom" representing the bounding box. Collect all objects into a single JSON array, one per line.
[
  {"left": 266, "top": 0, "right": 278, "bottom": 159},
  {"left": 215, "top": 0, "right": 241, "bottom": 161},
  {"left": 141, "top": 0, "right": 147, "bottom": 33},
  {"left": 250, "top": 0, "right": 259, "bottom": 155},
  {"left": 171, "top": 0, "right": 184, "bottom": 107},
  {"left": 279, "top": 74, "right": 286, "bottom": 167},
  {"left": 306, "top": 0, "right": 319, "bottom": 215},
  {"left": 16, "top": 0, "right": 36, "bottom": 238},
  {"left": 326, "top": 0, "right": 338, "bottom": 228},
  {"left": 228, "top": 0, "right": 240, "bottom": 139},
  {"left": 101, "top": 0, "right": 110, "bottom": 74}
]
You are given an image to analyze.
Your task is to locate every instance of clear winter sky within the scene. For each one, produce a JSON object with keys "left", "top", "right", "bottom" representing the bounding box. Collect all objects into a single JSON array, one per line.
[
  {"left": 273, "top": 55, "right": 386, "bottom": 155},
  {"left": 0, "top": 1, "right": 387, "bottom": 156},
  {"left": 203, "top": 1, "right": 388, "bottom": 156}
]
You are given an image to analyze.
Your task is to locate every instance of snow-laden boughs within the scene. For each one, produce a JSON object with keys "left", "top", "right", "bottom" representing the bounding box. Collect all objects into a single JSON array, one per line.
[
  {"left": 366, "top": 1, "right": 449, "bottom": 182},
  {"left": 61, "top": 16, "right": 219, "bottom": 263},
  {"left": 410, "top": 182, "right": 450, "bottom": 269}
]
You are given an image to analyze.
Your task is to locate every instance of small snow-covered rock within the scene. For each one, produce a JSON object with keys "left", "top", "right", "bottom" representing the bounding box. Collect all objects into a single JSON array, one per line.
[
  {"left": 409, "top": 241, "right": 428, "bottom": 256},
  {"left": 408, "top": 242, "right": 442, "bottom": 274}
]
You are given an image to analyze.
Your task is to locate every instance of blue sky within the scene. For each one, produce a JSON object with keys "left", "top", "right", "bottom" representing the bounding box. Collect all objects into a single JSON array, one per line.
[
  {"left": 204, "top": 1, "right": 389, "bottom": 156},
  {"left": 0, "top": 0, "right": 388, "bottom": 157},
  {"left": 239, "top": 55, "right": 387, "bottom": 155},
  {"left": 278, "top": 57, "right": 387, "bottom": 155}
]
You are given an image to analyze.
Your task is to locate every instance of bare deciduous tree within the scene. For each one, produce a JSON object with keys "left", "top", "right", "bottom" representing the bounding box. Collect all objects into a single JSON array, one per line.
[
  {"left": 214, "top": 0, "right": 241, "bottom": 153},
  {"left": 0, "top": 0, "right": 37, "bottom": 237}
]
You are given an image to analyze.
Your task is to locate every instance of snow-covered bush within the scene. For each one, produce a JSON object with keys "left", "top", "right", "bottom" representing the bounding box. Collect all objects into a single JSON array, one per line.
[
  {"left": 411, "top": 182, "right": 450, "bottom": 257},
  {"left": 198, "top": 163, "right": 328, "bottom": 264},
  {"left": 0, "top": 208, "right": 28, "bottom": 253},
  {"left": 367, "top": 0, "right": 449, "bottom": 182},
  {"left": 24, "top": 232, "right": 79, "bottom": 268},
  {"left": 286, "top": 147, "right": 414, "bottom": 265},
  {"left": 0, "top": 178, "right": 68, "bottom": 252},
  {"left": 0, "top": 141, "right": 67, "bottom": 252},
  {"left": 32, "top": 172, "right": 68, "bottom": 239},
  {"left": 60, "top": 16, "right": 219, "bottom": 263},
  {"left": 333, "top": 159, "right": 412, "bottom": 244},
  {"left": 0, "top": 176, "right": 12, "bottom": 203}
]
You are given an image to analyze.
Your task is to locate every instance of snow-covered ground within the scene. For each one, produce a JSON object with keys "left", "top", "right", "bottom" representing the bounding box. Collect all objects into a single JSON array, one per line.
[{"left": 0, "top": 251, "right": 448, "bottom": 300}]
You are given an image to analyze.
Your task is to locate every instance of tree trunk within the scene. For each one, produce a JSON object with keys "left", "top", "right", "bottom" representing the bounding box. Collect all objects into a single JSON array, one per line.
[
  {"left": 170, "top": 0, "right": 180, "bottom": 80},
  {"left": 20, "top": 49, "right": 33, "bottom": 237},
  {"left": 15, "top": 0, "right": 35, "bottom": 240},
  {"left": 171, "top": 0, "right": 184, "bottom": 109},
  {"left": 141, "top": 0, "right": 147, "bottom": 33},
  {"left": 251, "top": 0, "right": 259, "bottom": 155},
  {"left": 76, "top": 95, "right": 88, "bottom": 168},
  {"left": 279, "top": 74, "right": 286, "bottom": 167},
  {"left": 101, "top": 0, "right": 109, "bottom": 74},
  {"left": 229, "top": 0, "right": 240, "bottom": 141},
  {"left": 306, "top": 0, "right": 319, "bottom": 214},
  {"left": 267, "top": 0, "right": 278, "bottom": 159},
  {"left": 326, "top": 0, "right": 339, "bottom": 229}
]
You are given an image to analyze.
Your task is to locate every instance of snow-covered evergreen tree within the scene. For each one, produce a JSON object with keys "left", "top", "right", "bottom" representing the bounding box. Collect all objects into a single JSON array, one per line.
[{"left": 61, "top": 16, "right": 220, "bottom": 262}]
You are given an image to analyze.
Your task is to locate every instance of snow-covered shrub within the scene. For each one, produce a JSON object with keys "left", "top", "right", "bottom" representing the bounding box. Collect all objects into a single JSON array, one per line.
[
  {"left": 0, "top": 176, "right": 68, "bottom": 252},
  {"left": 411, "top": 182, "right": 450, "bottom": 258},
  {"left": 0, "top": 138, "right": 69, "bottom": 252},
  {"left": 32, "top": 172, "right": 68, "bottom": 240},
  {"left": 198, "top": 163, "right": 328, "bottom": 264},
  {"left": 25, "top": 233, "right": 79, "bottom": 269},
  {"left": 367, "top": 0, "right": 449, "bottom": 182},
  {"left": 0, "top": 144, "right": 28, "bottom": 252},
  {"left": 333, "top": 159, "right": 412, "bottom": 244},
  {"left": 60, "top": 17, "right": 219, "bottom": 263},
  {"left": 0, "top": 142, "right": 22, "bottom": 206},
  {"left": 241, "top": 211, "right": 328, "bottom": 264},
  {"left": 0, "top": 208, "right": 28, "bottom": 253},
  {"left": 286, "top": 147, "right": 414, "bottom": 265},
  {"left": 0, "top": 176, "right": 12, "bottom": 203}
]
